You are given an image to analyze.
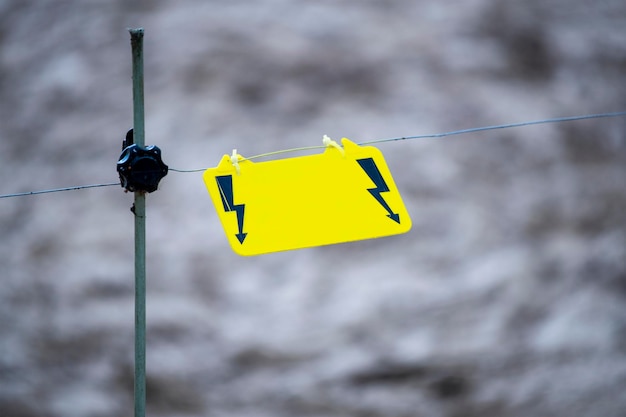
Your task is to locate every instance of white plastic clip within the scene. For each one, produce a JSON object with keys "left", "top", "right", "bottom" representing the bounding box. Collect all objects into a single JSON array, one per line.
[
  {"left": 323, "top": 135, "right": 345, "bottom": 156},
  {"left": 230, "top": 149, "right": 241, "bottom": 175}
]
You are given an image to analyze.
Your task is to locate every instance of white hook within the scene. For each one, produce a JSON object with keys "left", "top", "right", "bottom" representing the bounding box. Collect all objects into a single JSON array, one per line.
[
  {"left": 323, "top": 135, "right": 345, "bottom": 156},
  {"left": 230, "top": 149, "right": 241, "bottom": 175}
]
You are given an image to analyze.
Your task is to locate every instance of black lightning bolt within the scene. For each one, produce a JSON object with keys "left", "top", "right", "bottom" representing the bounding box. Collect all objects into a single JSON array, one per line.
[
  {"left": 357, "top": 158, "right": 400, "bottom": 223},
  {"left": 215, "top": 175, "right": 247, "bottom": 243}
]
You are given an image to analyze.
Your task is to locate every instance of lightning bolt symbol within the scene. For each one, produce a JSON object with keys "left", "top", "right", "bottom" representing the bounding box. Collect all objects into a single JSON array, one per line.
[
  {"left": 357, "top": 158, "right": 401, "bottom": 224},
  {"left": 215, "top": 175, "right": 247, "bottom": 243}
]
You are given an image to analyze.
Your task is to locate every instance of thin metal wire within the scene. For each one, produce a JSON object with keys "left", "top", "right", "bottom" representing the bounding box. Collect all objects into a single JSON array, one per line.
[
  {"left": 360, "top": 111, "right": 626, "bottom": 145},
  {"left": 169, "top": 145, "right": 328, "bottom": 172},
  {"left": 0, "top": 182, "right": 119, "bottom": 199},
  {"left": 1, "top": 111, "right": 625, "bottom": 199},
  {"left": 169, "top": 168, "right": 206, "bottom": 173},
  {"left": 242, "top": 145, "right": 326, "bottom": 162},
  {"left": 170, "top": 110, "right": 626, "bottom": 169}
]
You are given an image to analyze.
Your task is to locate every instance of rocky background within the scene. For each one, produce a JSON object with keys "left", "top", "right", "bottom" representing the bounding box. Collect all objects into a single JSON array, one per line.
[{"left": 1, "top": 1, "right": 625, "bottom": 416}]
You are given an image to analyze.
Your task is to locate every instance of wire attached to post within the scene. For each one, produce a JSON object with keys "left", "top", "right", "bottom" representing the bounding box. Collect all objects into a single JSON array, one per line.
[
  {"left": 0, "top": 182, "right": 119, "bottom": 199},
  {"left": 1, "top": 110, "right": 625, "bottom": 199}
]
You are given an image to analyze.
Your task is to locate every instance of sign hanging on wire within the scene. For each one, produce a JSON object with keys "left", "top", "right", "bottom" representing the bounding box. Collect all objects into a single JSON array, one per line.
[{"left": 203, "top": 137, "right": 412, "bottom": 256}]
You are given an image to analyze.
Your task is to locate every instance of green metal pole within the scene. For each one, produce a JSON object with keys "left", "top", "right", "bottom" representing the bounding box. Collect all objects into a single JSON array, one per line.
[{"left": 129, "top": 27, "right": 146, "bottom": 417}]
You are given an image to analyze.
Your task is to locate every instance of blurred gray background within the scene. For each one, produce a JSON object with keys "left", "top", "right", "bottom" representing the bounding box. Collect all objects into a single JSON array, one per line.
[{"left": 1, "top": 1, "right": 625, "bottom": 416}]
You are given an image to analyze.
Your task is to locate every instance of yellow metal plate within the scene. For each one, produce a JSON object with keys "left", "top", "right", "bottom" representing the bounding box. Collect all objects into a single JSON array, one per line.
[{"left": 203, "top": 139, "right": 411, "bottom": 256}]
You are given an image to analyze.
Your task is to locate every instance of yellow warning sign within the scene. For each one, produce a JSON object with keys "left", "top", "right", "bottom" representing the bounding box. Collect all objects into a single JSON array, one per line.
[{"left": 203, "top": 138, "right": 411, "bottom": 256}]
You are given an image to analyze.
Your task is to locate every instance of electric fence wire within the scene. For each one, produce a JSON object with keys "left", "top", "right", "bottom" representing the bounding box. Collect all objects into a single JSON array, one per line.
[
  {"left": 2, "top": 111, "right": 625, "bottom": 199},
  {"left": 228, "top": 110, "right": 626, "bottom": 163},
  {"left": 360, "top": 111, "right": 626, "bottom": 145},
  {"left": 0, "top": 182, "right": 120, "bottom": 199}
]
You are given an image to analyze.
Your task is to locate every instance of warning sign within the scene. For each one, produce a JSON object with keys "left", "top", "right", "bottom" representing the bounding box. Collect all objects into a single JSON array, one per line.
[{"left": 203, "top": 139, "right": 411, "bottom": 256}]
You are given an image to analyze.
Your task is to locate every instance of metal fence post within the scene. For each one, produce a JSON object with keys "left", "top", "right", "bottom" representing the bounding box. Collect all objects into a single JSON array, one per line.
[{"left": 129, "top": 27, "right": 146, "bottom": 417}]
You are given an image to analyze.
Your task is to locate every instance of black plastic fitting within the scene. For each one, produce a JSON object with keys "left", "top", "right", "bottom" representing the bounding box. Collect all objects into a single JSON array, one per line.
[{"left": 117, "top": 129, "right": 168, "bottom": 193}]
